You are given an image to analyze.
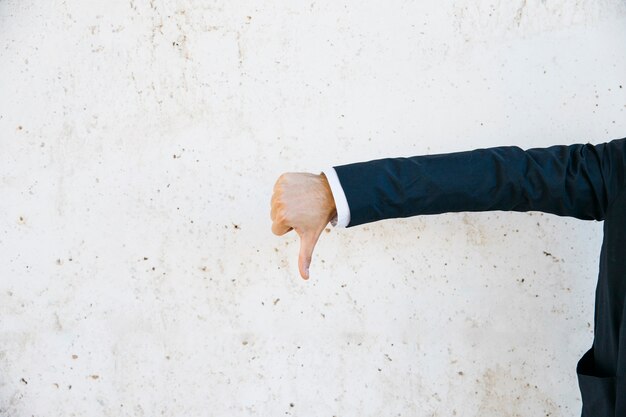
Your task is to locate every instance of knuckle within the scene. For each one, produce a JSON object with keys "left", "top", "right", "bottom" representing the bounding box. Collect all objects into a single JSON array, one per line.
[
  {"left": 272, "top": 183, "right": 283, "bottom": 196},
  {"left": 276, "top": 173, "right": 288, "bottom": 186},
  {"left": 276, "top": 209, "right": 289, "bottom": 224},
  {"left": 271, "top": 189, "right": 282, "bottom": 202}
]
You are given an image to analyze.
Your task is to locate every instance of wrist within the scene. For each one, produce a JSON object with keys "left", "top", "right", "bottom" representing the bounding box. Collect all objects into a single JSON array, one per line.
[{"left": 319, "top": 173, "right": 338, "bottom": 222}]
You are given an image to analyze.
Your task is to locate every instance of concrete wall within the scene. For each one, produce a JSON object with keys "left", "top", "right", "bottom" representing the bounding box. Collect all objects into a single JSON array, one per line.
[{"left": 1, "top": 1, "right": 626, "bottom": 416}]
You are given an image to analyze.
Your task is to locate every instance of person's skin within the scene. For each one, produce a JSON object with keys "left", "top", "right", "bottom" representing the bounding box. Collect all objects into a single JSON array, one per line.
[{"left": 270, "top": 173, "right": 337, "bottom": 280}]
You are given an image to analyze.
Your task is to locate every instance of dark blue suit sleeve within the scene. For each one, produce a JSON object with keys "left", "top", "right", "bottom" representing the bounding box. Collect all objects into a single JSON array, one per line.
[{"left": 333, "top": 138, "right": 626, "bottom": 227}]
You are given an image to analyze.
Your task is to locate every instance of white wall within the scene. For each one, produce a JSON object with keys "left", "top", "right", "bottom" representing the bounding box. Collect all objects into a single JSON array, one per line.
[{"left": 1, "top": 1, "right": 626, "bottom": 416}]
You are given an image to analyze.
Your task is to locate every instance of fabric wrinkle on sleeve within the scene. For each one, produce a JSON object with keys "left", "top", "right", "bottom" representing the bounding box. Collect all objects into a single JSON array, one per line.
[{"left": 322, "top": 167, "right": 351, "bottom": 228}]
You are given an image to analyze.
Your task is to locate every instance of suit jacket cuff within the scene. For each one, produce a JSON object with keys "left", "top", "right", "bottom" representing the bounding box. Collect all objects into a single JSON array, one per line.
[{"left": 322, "top": 167, "right": 351, "bottom": 228}]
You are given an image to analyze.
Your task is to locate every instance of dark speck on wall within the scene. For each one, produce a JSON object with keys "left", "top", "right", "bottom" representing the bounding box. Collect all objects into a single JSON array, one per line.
[{"left": 543, "top": 251, "right": 561, "bottom": 262}]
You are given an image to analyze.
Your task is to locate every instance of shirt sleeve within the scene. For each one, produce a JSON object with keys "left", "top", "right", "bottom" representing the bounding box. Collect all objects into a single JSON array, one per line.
[
  {"left": 332, "top": 138, "right": 626, "bottom": 227},
  {"left": 322, "top": 167, "right": 351, "bottom": 228}
]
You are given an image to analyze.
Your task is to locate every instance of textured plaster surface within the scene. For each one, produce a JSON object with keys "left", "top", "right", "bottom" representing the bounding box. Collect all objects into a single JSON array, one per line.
[{"left": 1, "top": 1, "right": 626, "bottom": 416}]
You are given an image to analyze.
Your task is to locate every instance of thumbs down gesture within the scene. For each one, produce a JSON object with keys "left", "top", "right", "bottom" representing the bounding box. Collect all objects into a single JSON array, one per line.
[{"left": 270, "top": 173, "right": 337, "bottom": 280}]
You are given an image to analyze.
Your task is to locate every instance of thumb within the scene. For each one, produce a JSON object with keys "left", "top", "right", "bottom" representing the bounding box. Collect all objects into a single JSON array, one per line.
[{"left": 297, "top": 229, "right": 322, "bottom": 280}]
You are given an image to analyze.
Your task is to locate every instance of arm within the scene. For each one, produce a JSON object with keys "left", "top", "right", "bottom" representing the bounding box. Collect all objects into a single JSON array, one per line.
[
  {"left": 334, "top": 139, "right": 626, "bottom": 227},
  {"left": 271, "top": 138, "right": 626, "bottom": 279}
]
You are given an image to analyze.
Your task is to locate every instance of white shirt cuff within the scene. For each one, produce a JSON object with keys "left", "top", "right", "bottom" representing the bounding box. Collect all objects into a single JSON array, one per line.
[{"left": 322, "top": 167, "right": 351, "bottom": 228}]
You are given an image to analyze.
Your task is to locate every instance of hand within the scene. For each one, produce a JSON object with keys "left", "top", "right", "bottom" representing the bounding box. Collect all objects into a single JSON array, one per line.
[{"left": 270, "top": 173, "right": 337, "bottom": 280}]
